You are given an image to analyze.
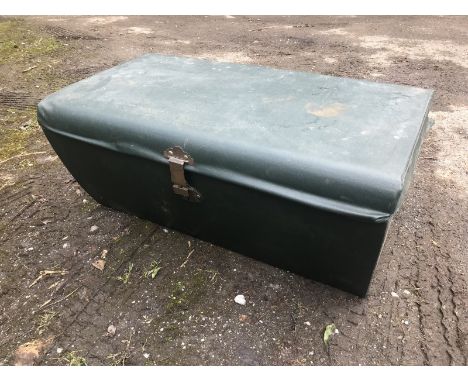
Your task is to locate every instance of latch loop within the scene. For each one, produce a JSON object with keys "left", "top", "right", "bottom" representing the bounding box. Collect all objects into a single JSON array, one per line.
[{"left": 163, "top": 146, "right": 201, "bottom": 202}]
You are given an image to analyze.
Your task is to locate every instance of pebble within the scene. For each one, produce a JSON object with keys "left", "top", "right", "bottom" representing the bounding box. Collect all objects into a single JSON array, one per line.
[
  {"left": 101, "top": 249, "right": 108, "bottom": 259},
  {"left": 56, "top": 347, "right": 63, "bottom": 354},
  {"left": 163, "top": 228, "right": 169, "bottom": 233},
  {"left": 391, "top": 292, "right": 399, "bottom": 298},
  {"left": 107, "top": 324, "right": 116, "bottom": 336},
  {"left": 90, "top": 225, "right": 99, "bottom": 233},
  {"left": 62, "top": 243, "right": 69, "bottom": 249},
  {"left": 304, "top": 321, "right": 311, "bottom": 326},
  {"left": 143, "top": 353, "right": 150, "bottom": 359},
  {"left": 403, "top": 289, "right": 411, "bottom": 296},
  {"left": 234, "top": 294, "right": 246, "bottom": 305}
]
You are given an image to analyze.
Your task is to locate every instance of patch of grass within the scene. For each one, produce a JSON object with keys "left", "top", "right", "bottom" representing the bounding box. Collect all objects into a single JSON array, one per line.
[
  {"left": 0, "top": 110, "right": 40, "bottom": 162},
  {"left": 116, "top": 263, "right": 134, "bottom": 284},
  {"left": 106, "top": 352, "right": 130, "bottom": 366},
  {"left": 167, "top": 281, "right": 186, "bottom": 309},
  {"left": 0, "top": 128, "right": 35, "bottom": 162},
  {"left": 143, "top": 260, "right": 162, "bottom": 280},
  {"left": 166, "top": 271, "right": 209, "bottom": 313},
  {"left": 62, "top": 351, "right": 87, "bottom": 366},
  {"left": 80, "top": 198, "right": 99, "bottom": 213},
  {"left": 36, "top": 310, "right": 57, "bottom": 334},
  {"left": 0, "top": 20, "right": 59, "bottom": 64}
]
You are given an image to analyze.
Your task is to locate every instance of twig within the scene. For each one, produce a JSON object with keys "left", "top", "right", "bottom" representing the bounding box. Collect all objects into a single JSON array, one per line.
[
  {"left": 0, "top": 181, "right": 16, "bottom": 192},
  {"left": 29, "top": 269, "right": 69, "bottom": 288},
  {"left": 22, "top": 65, "right": 38, "bottom": 73},
  {"left": 179, "top": 249, "right": 195, "bottom": 268},
  {"left": 0, "top": 151, "right": 47, "bottom": 166},
  {"left": 37, "top": 287, "right": 80, "bottom": 311}
]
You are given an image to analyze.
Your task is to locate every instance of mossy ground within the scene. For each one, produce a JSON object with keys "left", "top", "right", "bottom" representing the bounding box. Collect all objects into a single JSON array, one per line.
[
  {"left": 0, "top": 109, "right": 40, "bottom": 162},
  {"left": 0, "top": 19, "right": 64, "bottom": 166},
  {"left": 0, "top": 19, "right": 59, "bottom": 64},
  {"left": 166, "top": 271, "right": 210, "bottom": 313}
]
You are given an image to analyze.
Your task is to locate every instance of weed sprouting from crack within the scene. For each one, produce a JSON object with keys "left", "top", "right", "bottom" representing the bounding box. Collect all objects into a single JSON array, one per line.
[
  {"left": 143, "top": 260, "right": 162, "bottom": 280},
  {"left": 107, "top": 352, "right": 130, "bottom": 366},
  {"left": 36, "top": 310, "right": 57, "bottom": 334},
  {"left": 116, "top": 263, "right": 134, "bottom": 284},
  {"left": 62, "top": 351, "right": 87, "bottom": 366}
]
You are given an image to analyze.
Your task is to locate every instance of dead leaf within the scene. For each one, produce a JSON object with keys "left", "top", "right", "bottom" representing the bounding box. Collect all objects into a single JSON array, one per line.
[
  {"left": 14, "top": 337, "right": 54, "bottom": 365},
  {"left": 323, "top": 323, "right": 337, "bottom": 346},
  {"left": 92, "top": 259, "right": 106, "bottom": 271}
]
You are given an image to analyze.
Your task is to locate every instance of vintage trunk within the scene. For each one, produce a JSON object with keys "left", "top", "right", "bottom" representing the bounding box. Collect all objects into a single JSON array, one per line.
[{"left": 37, "top": 54, "right": 433, "bottom": 296}]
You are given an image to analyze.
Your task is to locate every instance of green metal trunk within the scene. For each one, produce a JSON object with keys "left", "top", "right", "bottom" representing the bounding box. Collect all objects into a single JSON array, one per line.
[{"left": 37, "top": 54, "right": 433, "bottom": 296}]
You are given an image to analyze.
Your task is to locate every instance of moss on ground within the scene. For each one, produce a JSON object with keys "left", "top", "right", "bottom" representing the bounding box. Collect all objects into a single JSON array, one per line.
[
  {"left": 0, "top": 109, "right": 40, "bottom": 162},
  {"left": 0, "top": 20, "right": 59, "bottom": 64},
  {"left": 165, "top": 271, "right": 210, "bottom": 313}
]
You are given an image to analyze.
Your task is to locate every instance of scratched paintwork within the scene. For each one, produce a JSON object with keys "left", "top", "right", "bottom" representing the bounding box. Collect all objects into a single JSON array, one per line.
[{"left": 38, "top": 54, "right": 433, "bottom": 217}]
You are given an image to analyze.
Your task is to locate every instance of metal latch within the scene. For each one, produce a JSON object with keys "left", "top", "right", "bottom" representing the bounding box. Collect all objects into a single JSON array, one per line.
[{"left": 163, "top": 146, "right": 201, "bottom": 202}]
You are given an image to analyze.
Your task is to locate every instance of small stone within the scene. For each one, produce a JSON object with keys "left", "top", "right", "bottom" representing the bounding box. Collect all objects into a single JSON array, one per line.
[
  {"left": 83, "top": 199, "right": 88, "bottom": 204},
  {"left": 309, "top": 351, "right": 314, "bottom": 356},
  {"left": 403, "top": 320, "right": 409, "bottom": 326},
  {"left": 143, "top": 353, "right": 150, "bottom": 359},
  {"left": 62, "top": 243, "right": 69, "bottom": 249},
  {"left": 304, "top": 321, "right": 311, "bottom": 326},
  {"left": 100, "top": 249, "right": 108, "bottom": 259},
  {"left": 163, "top": 228, "right": 169, "bottom": 233},
  {"left": 107, "top": 324, "right": 116, "bottom": 336},
  {"left": 391, "top": 292, "right": 399, "bottom": 298},
  {"left": 378, "top": 314, "right": 383, "bottom": 319},
  {"left": 90, "top": 225, "right": 99, "bottom": 233},
  {"left": 403, "top": 289, "right": 411, "bottom": 296},
  {"left": 56, "top": 347, "right": 63, "bottom": 354},
  {"left": 234, "top": 294, "right": 246, "bottom": 305}
]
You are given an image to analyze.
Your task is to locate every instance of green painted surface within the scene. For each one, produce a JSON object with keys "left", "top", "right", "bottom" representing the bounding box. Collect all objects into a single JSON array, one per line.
[{"left": 38, "top": 54, "right": 432, "bottom": 219}]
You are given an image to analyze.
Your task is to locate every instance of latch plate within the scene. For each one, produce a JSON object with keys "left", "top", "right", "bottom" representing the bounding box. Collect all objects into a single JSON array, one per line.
[{"left": 163, "top": 146, "right": 201, "bottom": 202}]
